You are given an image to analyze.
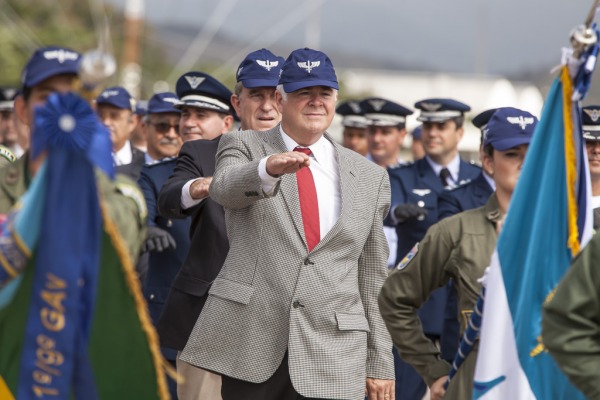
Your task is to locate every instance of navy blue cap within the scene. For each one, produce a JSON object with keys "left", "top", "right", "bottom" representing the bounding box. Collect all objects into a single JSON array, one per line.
[
  {"left": 415, "top": 98, "right": 471, "bottom": 122},
  {"left": 147, "top": 92, "right": 181, "bottom": 114},
  {"left": 96, "top": 86, "right": 135, "bottom": 111},
  {"left": 360, "top": 97, "right": 413, "bottom": 127},
  {"left": 237, "top": 48, "right": 284, "bottom": 88},
  {"left": 582, "top": 105, "right": 600, "bottom": 141},
  {"left": 336, "top": 100, "right": 368, "bottom": 128},
  {"left": 278, "top": 48, "right": 338, "bottom": 93},
  {"left": 483, "top": 107, "right": 538, "bottom": 150},
  {"left": 412, "top": 125, "right": 422, "bottom": 140},
  {"left": 135, "top": 100, "right": 147, "bottom": 116},
  {"left": 21, "top": 46, "right": 81, "bottom": 88},
  {"left": 472, "top": 108, "right": 499, "bottom": 130},
  {"left": 0, "top": 87, "right": 18, "bottom": 111},
  {"left": 175, "top": 71, "right": 232, "bottom": 114}
]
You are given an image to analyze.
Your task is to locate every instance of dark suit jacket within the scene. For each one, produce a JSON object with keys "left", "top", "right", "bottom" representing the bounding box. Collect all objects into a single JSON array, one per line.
[
  {"left": 138, "top": 159, "right": 191, "bottom": 359},
  {"left": 116, "top": 145, "right": 145, "bottom": 182},
  {"left": 156, "top": 137, "right": 229, "bottom": 351}
]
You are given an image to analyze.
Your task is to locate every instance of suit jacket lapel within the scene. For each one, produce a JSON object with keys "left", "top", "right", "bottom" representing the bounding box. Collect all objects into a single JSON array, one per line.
[
  {"left": 262, "top": 125, "right": 306, "bottom": 248},
  {"left": 313, "top": 138, "right": 357, "bottom": 251}
]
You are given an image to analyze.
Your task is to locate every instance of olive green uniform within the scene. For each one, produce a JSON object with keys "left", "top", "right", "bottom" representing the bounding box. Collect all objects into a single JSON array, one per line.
[
  {"left": 379, "top": 194, "right": 502, "bottom": 399},
  {"left": 542, "top": 232, "right": 600, "bottom": 399},
  {"left": 0, "top": 154, "right": 146, "bottom": 261}
]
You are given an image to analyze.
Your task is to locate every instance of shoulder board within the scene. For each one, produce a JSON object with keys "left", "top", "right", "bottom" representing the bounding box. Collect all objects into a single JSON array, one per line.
[
  {"left": 147, "top": 157, "right": 176, "bottom": 168},
  {"left": 447, "top": 178, "right": 472, "bottom": 192},
  {"left": 389, "top": 161, "right": 415, "bottom": 171},
  {"left": 115, "top": 180, "right": 148, "bottom": 221},
  {"left": 0, "top": 145, "right": 16, "bottom": 163}
]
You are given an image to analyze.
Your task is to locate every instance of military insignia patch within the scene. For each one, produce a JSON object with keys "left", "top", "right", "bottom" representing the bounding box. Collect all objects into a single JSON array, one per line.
[
  {"left": 185, "top": 75, "right": 206, "bottom": 89},
  {"left": 396, "top": 243, "right": 418, "bottom": 270},
  {"left": 411, "top": 188, "right": 431, "bottom": 197},
  {"left": 116, "top": 182, "right": 148, "bottom": 221},
  {"left": 256, "top": 59, "right": 279, "bottom": 71},
  {"left": 0, "top": 146, "right": 16, "bottom": 163}
]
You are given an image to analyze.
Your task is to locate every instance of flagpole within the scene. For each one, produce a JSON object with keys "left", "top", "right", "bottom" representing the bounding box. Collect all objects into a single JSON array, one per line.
[{"left": 571, "top": 0, "right": 600, "bottom": 58}]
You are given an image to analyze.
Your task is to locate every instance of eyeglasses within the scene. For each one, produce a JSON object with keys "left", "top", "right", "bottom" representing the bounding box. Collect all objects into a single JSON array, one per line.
[{"left": 149, "top": 121, "right": 180, "bottom": 134}]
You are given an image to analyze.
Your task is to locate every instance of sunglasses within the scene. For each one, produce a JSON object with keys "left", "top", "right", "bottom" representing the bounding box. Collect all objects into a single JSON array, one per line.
[{"left": 149, "top": 121, "right": 180, "bottom": 134}]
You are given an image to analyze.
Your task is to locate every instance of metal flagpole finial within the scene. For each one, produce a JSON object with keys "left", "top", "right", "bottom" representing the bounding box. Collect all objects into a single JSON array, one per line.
[
  {"left": 570, "top": 0, "right": 600, "bottom": 58},
  {"left": 79, "top": 16, "right": 116, "bottom": 88}
]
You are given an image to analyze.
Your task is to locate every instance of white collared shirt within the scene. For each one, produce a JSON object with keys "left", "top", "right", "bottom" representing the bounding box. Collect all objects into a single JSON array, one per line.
[
  {"left": 113, "top": 140, "right": 133, "bottom": 166},
  {"left": 425, "top": 154, "right": 461, "bottom": 187},
  {"left": 483, "top": 171, "right": 496, "bottom": 191},
  {"left": 259, "top": 127, "right": 341, "bottom": 240}
]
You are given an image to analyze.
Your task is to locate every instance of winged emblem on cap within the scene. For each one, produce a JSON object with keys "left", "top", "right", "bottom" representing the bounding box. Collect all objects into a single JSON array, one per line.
[
  {"left": 368, "top": 99, "right": 386, "bottom": 112},
  {"left": 101, "top": 90, "right": 119, "bottom": 98},
  {"left": 256, "top": 60, "right": 279, "bottom": 71},
  {"left": 507, "top": 115, "right": 535, "bottom": 130},
  {"left": 185, "top": 76, "right": 206, "bottom": 89},
  {"left": 297, "top": 61, "right": 320, "bottom": 73},
  {"left": 43, "top": 49, "right": 79, "bottom": 64},
  {"left": 348, "top": 101, "right": 361, "bottom": 114},
  {"left": 420, "top": 102, "right": 442, "bottom": 112},
  {"left": 584, "top": 108, "right": 600, "bottom": 122}
]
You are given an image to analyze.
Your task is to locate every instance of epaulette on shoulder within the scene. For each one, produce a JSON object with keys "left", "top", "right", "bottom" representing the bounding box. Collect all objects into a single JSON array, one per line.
[
  {"left": 447, "top": 178, "right": 472, "bottom": 192},
  {"left": 0, "top": 145, "right": 16, "bottom": 163},
  {"left": 390, "top": 160, "right": 415, "bottom": 171},
  {"left": 115, "top": 178, "right": 148, "bottom": 221}
]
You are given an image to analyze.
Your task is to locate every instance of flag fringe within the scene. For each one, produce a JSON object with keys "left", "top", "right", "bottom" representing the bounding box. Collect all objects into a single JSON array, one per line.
[
  {"left": 561, "top": 66, "right": 581, "bottom": 256},
  {"left": 98, "top": 195, "right": 171, "bottom": 400}
]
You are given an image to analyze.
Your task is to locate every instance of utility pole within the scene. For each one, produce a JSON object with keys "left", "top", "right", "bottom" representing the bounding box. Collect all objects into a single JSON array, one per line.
[{"left": 120, "top": 0, "right": 144, "bottom": 99}]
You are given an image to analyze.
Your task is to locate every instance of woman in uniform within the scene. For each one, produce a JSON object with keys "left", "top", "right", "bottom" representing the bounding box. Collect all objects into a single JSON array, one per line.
[{"left": 378, "top": 107, "right": 538, "bottom": 400}]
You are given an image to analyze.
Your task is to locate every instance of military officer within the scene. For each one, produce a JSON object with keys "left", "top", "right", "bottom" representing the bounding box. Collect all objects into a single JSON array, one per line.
[
  {"left": 380, "top": 107, "right": 538, "bottom": 400},
  {"left": 437, "top": 108, "right": 498, "bottom": 364},
  {"left": 361, "top": 96, "right": 412, "bottom": 168},
  {"left": 1, "top": 46, "right": 146, "bottom": 261},
  {"left": 0, "top": 87, "right": 23, "bottom": 158},
  {"left": 580, "top": 105, "right": 600, "bottom": 230},
  {"left": 386, "top": 97, "right": 480, "bottom": 400},
  {"left": 336, "top": 100, "right": 369, "bottom": 156}
]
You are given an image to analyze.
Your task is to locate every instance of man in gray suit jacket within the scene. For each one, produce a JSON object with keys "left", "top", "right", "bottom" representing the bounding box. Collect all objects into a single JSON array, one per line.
[{"left": 180, "top": 48, "right": 395, "bottom": 400}]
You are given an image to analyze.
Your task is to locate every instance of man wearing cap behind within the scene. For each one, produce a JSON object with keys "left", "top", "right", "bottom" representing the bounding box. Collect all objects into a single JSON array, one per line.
[
  {"left": 410, "top": 125, "right": 425, "bottom": 161},
  {"left": 95, "top": 86, "right": 144, "bottom": 180},
  {"left": 387, "top": 98, "right": 480, "bottom": 400},
  {"left": 380, "top": 107, "right": 538, "bottom": 400},
  {"left": 0, "top": 87, "right": 24, "bottom": 158},
  {"left": 336, "top": 100, "right": 369, "bottom": 156},
  {"left": 136, "top": 92, "right": 187, "bottom": 399},
  {"left": 0, "top": 46, "right": 145, "bottom": 264},
  {"left": 361, "top": 97, "right": 412, "bottom": 169},
  {"left": 580, "top": 105, "right": 600, "bottom": 230},
  {"left": 157, "top": 49, "right": 284, "bottom": 400},
  {"left": 179, "top": 48, "right": 394, "bottom": 400}
]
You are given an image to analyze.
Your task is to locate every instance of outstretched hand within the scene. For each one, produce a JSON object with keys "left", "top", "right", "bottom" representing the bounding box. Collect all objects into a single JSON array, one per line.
[{"left": 266, "top": 151, "right": 311, "bottom": 177}]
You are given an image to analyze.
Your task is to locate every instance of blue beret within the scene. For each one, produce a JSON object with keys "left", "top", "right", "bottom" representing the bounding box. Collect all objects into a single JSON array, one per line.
[
  {"left": 237, "top": 48, "right": 284, "bottom": 88},
  {"left": 147, "top": 92, "right": 181, "bottom": 114},
  {"left": 0, "top": 87, "right": 18, "bottom": 111},
  {"left": 472, "top": 108, "right": 499, "bottom": 130},
  {"left": 21, "top": 46, "right": 81, "bottom": 88},
  {"left": 483, "top": 107, "right": 538, "bottom": 150},
  {"left": 415, "top": 98, "right": 471, "bottom": 122},
  {"left": 96, "top": 86, "right": 135, "bottom": 111},
  {"left": 336, "top": 100, "right": 368, "bottom": 128},
  {"left": 278, "top": 48, "right": 338, "bottom": 93},
  {"left": 175, "top": 71, "right": 232, "bottom": 114},
  {"left": 412, "top": 125, "right": 422, "bottom": 140},
  {"left": 360, "top": 97, "right": 413, "bottom": 127},
  {"left": 582, "top": 105, "right": 600, "bottom": 141}
]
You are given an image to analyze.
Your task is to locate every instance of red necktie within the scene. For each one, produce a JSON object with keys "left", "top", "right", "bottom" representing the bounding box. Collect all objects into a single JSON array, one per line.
[{"left": 294, "top": 147, "right": 320, "bottom": 251}]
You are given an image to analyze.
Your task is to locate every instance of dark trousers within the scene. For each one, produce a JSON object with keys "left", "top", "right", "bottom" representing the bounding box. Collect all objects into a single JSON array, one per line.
[{"left": 221, "top": 353, "right": 329, "bottom": 400}]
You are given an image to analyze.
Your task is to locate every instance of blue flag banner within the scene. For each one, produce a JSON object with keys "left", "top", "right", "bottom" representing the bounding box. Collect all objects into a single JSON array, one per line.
[{"left": 472, "top": 39, "right": 596, "bottom": 399}]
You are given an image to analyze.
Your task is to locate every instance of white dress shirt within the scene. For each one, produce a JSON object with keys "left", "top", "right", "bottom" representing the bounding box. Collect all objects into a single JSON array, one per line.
[
  {"left": 259, "top": 127, "right": 341, "bottom": 239},
  {"left": 113, "top": 140, "right": 133, "bottom": 166},
  {"left": 425, "top": 154, "right": 461, "bottom": 187}
]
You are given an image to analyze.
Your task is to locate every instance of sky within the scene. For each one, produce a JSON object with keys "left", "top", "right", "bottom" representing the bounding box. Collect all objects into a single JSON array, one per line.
[{"left": 105, "top": 0, "right": 593, "bottom": 76}]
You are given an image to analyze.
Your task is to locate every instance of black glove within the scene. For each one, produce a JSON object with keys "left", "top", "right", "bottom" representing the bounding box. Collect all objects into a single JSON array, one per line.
[
  {"left": 142, "top": 226, "right": 177, "bottom": 253},
  {"left": 393, "top": 203, "right": 427, "bottom": 224}
]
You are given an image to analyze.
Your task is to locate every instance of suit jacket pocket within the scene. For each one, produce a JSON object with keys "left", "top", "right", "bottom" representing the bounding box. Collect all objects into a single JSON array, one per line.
[
  {"left": 335, "top": 312, "right": 371, "bottom": 332},
  {"left": 209, "top": 278, "right": 254, "bottom": 305}
]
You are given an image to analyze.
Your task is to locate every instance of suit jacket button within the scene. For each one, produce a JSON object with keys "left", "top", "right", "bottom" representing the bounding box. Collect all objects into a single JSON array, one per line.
[
  {"left": 304, "top": 259, "right": 310, "bottom": 265},
  {"left": 292, "top": 300, "right": 303, "bottom": 309}
]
